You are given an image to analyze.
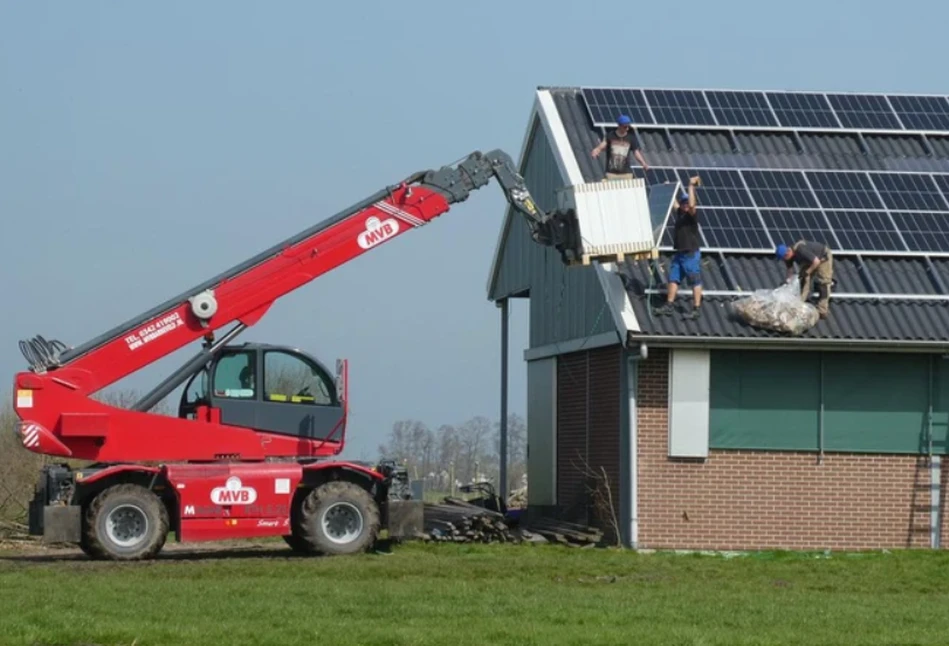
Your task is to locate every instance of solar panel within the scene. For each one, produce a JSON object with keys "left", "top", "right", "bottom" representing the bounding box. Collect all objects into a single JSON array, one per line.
[
  {"left": 704, "top": 91, "right": 778, "bottom": 128},
  {"left": 742, "top": 170, "right": 819, "bottom": 208},
  {"left": 887, "top": 95, "right": 949, "bottom": 131},
  {"left": 890, "top": 211, "right": 949, "bottom": 252},
  {"left": 805, "top": 171, "right": 885, "bottom": 209},
  {"left": 580, "top": 88, "right": 654, "bottom": 126},
  {"left": 675, "top": 168, "right": 753, "bottom": 207},
  {"left": 932, "top": 174, "right": 949, "bottom": 201},
  {"left": 759, "top": 209, "right": 836, "bottom": 248},
  {"left": 643, "top": 89, "right": 716, "bottom": 126},
  {"left": 696, "top": 208, "right": 771, "bottom": 249},
  {"left": 766, "top": 92, "right": 839, "bottom": 129},
  {"left": 823, "top": 210, "right": 906, "bottom": 251},
  {"left": 871, "top": 173, "right": 949, "bottom": 211},
  {"left": 826, "top": 94, "right": 902, "bottom": 130}
]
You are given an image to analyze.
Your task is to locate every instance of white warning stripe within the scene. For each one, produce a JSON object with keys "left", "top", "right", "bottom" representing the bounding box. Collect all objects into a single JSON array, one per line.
[
  {"left": 374, "top": 201, "right": 425, "bottom": 227},
  {"left": 22, "top": 424, "right": 40, "bottom": 448}
]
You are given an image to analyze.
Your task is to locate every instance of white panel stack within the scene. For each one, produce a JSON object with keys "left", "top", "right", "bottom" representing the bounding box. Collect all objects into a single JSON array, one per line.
[{"left": 557, "top": 176, "right": 656, "bottom": 263}]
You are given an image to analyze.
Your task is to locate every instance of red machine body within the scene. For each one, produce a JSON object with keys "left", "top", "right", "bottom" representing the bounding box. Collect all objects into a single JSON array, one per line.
[{"left": 12, "top": 149, "right": 573, "bottom": 559}]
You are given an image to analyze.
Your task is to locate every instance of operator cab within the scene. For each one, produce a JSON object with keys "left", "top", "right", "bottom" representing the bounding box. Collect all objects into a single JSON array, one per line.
[{"left": 179, "top": 342, "right": 344, "bottom": 441}]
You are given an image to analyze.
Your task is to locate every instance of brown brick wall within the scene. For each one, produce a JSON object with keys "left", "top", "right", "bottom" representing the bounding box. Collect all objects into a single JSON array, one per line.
[
  {"left": 637, "top": 347, "right": 940, "bottom": 551},
  {"left": 556, "top": 344, "right": 622, "bottom": 537}
]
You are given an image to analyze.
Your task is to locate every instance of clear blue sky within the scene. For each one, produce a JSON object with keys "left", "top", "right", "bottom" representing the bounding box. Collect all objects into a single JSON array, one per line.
[{"left": 2, "top": 0, "right": 946, "bottom": 460}]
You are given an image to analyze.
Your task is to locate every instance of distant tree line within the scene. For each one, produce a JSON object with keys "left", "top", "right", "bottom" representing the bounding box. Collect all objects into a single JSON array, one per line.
[{"left": 376, "top": 414, "right": 527, "bottom": 497}]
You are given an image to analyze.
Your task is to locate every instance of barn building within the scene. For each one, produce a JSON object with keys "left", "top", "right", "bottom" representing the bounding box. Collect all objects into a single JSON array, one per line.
[{"left": 488, "top": 86, "right": 949, "bottom": 550}]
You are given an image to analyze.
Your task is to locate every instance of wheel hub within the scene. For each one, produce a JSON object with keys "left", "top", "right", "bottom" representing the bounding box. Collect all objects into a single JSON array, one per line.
[
  {"left": 105, "top": 504, "right": 149, "bottom": 548},
  {"left": 321, "top": 502, "right": 364, "bottom": 545}
]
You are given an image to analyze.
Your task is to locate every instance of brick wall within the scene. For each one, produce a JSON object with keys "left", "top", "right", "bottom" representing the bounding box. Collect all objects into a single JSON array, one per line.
[{"left": 637, "top": 347, "right": 940, "bottom": 551}]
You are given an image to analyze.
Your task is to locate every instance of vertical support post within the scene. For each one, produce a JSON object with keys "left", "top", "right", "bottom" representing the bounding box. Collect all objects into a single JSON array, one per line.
[
  {"left": 499, "top": 298, "right": 509, "bottom": 498},
  {"left": 818, "top": 352, "right": 825, "bottom": 465}
]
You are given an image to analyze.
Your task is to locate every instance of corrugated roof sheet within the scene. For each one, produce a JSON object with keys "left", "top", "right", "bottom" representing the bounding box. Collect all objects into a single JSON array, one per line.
[
  {"left": 543, "top": 87, "right": 949, "bottom": 346},
  {"left": 618, "top": 254, "right": 949, "bottom": 345},
  {"left": 624, "top": 293, "right": 949, "bottom": 346}
]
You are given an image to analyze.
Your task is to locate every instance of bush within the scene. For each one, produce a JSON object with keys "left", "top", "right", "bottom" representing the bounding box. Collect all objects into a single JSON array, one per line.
[{"left": 0, "top": 389, "right": 172, "bottom": 524}]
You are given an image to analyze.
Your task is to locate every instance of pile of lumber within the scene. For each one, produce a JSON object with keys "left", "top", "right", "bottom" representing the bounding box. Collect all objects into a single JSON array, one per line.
[
  {"left": 420, "top": 497, "right": 603, "bottom": 547},
  {"left": 422, "top": 498, "right": 516, "bottom": 543},
  {"left": 522, "top": 516, "right": 603, "bottom": 547}
]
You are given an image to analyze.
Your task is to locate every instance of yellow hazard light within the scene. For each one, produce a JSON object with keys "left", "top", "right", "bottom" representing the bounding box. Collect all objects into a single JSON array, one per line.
[
  {"left": 16, "top": 390, "right": 33, "bottom": 408},
  {"left": 225, "top": 519, "right": 238, "bottom": 526}
]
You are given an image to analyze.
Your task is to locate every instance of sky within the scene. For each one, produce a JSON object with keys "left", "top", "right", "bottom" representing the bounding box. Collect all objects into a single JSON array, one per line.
[{"left": 2, "top": 0, "right": 947, "bottom": 461}]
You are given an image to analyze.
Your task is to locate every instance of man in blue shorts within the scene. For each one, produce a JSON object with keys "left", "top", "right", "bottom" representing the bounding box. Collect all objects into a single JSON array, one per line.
[{"left": 655, "top": 176, "right": 702, "bottom": 319}]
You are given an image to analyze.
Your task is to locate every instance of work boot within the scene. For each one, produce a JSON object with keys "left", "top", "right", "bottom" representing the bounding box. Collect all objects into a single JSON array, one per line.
[
  {"left": 683, "top": 306, "right": 701, "bottom": 320},
  {"left": 653, "top": 302, "right": 674, "bottom": 316}
]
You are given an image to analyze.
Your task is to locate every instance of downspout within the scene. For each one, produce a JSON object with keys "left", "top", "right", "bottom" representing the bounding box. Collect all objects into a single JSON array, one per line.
[{"left": 929, "top": 355, "right": 941, "bottom": 549}]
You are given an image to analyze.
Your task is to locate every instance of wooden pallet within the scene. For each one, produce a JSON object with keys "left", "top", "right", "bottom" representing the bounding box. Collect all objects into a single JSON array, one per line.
[{"left": 568, "top": 248, "right": 659, "bottom": 266}]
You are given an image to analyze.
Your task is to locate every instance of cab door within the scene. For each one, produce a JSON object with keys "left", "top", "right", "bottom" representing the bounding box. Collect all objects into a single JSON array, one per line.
[
  {"left": 208, "top": 349, "right": 260, "bottom": 429},
  {"left": 256, "top": 349, "right": 343, "bottom": 439}
]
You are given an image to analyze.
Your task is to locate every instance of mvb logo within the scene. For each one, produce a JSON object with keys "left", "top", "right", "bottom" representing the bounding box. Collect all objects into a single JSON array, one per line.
[
  {"left": 357, "top": 216, "right": 399, "bottom": 249},
  {"left": 210, "top": 476, "right": 258, "bottom": 505}
]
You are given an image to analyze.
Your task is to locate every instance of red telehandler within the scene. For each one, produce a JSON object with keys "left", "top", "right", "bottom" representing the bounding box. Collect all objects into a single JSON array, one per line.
[{"left": 11, "top": 149, "right": 578, "bottom": 560}]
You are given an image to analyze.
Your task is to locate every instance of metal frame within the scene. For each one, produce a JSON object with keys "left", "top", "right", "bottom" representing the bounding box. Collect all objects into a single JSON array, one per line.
[{"left": 578, "top": 86, "right": 949, "bottom": 135}]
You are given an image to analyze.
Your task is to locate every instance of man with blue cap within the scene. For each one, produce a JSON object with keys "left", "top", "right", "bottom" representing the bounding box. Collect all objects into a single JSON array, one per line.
[
  {"left": 655, "top": 176, "right": 702, "bottom": 319},
  {"left": 776, "top": 239, "right": 833, "bottom": 319},
  {"left": 590, "top": 114, "right": 649, "bottom": 179}
]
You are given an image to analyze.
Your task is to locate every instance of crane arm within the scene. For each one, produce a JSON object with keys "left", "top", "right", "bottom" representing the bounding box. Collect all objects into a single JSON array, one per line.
[{"left": 17, "top": 150, "right": 575, "bottom": 395}]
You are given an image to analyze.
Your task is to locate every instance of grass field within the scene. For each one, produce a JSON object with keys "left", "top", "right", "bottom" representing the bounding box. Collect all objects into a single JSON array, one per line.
[{"left": 2, "top": 541, "right": 949, "bottom": 646}]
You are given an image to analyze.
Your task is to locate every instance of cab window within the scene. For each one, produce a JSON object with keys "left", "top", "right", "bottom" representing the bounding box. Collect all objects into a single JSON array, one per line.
[
  {"left": 263, "top": 351, "right": 334, "bottom": 405},
  {"left": 213, "top": 352, "right": 256, "bottom": 399}
]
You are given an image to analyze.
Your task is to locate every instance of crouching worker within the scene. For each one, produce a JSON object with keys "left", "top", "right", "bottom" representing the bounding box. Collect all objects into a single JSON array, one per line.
[
  {"left": 655, "top": 177, "right": 702, "bottom": 320},
  {"left": 776, "top": 240, "right": 834, "bottom": 319}
]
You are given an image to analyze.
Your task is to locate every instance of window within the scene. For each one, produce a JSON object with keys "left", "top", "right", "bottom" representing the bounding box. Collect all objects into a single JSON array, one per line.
[
  {"left": 263, "top": 351, "right": 334, "bottom": 405},
  {"left": 212, "top": 352, "right": 256, "bottom": 399},
  {"left": 184, "top": 369, "right": 210, "bottom": 405}
]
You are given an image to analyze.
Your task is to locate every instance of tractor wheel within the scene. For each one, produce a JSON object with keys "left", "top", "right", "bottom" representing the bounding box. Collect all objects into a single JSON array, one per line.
[
  {"left": 295, "top": 481, "right": 379, "bottom": 556},
  {"left": 82, "top": 484, "right": 169, "bottom": 561}
]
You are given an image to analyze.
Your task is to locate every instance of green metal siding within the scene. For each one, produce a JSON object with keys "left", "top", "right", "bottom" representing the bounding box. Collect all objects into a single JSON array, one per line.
[
  {"left": 709, "top": 350, "right": 820, "bottom": 451},
  {"left": 710, "top": 349, "right": 949, "bottom": 455},
  {"left": 490, "top": 117, "right": 612, "bottom": 349},
  {"left": 823, "top": 353, "right": 930, "bottom": 453}
]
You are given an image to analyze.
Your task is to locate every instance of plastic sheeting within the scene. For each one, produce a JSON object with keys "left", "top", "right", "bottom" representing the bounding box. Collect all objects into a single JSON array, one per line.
[{"left": 731, "top": 280, "right": 820, "bottom": 335}]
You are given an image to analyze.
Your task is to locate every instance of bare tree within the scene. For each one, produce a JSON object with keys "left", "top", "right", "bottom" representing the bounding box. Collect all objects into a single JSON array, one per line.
[{"left": 572, "top": 450, "right": 621, "bottom": 548}]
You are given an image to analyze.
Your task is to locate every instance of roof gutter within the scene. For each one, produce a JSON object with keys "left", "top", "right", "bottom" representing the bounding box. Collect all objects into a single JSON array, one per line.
[{"left": 626, "top": 332, "right": 949, "bottom": 353}]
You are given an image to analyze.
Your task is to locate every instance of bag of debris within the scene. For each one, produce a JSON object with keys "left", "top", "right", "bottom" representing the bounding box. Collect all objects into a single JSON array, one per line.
[{"left": 731, "top": 279, "right": 819, "bottom": 335}]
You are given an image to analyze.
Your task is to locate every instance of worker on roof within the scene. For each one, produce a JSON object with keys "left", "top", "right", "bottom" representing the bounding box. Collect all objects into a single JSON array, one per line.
[
  {"left": 591, "top": 114, "right": 649, "bottom": 179},
  {"left": 655, "top": 176, "right": 702, "bottom": 320},
  {"left": 776, "top": 240, "right": 834, "bottom": 319}
]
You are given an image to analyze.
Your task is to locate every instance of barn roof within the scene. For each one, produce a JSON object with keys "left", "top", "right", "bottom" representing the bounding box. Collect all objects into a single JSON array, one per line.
[{"left": 489, "top": 86, "right": 949, "bottom": 349}]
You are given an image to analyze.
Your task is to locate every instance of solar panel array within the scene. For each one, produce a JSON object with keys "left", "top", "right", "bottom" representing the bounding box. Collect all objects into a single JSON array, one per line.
[
  {"left": 581, "top": 87, "right": 949, "bottom": 132},
  {"left": 651, "top": 168, "right": 949, "bottom": 255}
]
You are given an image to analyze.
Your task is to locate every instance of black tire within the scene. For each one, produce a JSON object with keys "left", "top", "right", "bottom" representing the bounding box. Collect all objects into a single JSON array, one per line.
[
  {"left": 295, "top": 481, "right": 379, "bottom": 556},
  {"left": 82, "top": 484, "right": 169, "bottom": 561},
  {"left": 282, "top": 534, "right": 312, "bottom": 553}
]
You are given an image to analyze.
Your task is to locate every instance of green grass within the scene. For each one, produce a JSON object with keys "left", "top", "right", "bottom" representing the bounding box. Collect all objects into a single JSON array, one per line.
[{"left": 2, "top": 542, "right": 949, "bottom": 645}]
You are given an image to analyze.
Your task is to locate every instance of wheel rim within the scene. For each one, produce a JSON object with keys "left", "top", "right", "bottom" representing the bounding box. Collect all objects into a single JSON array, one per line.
[
  {"left": 320, "top": 502, "right": 364, "bottom": 545},
  {"left": 105, "top": 504, "right": 149, "bottom": 548}
]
